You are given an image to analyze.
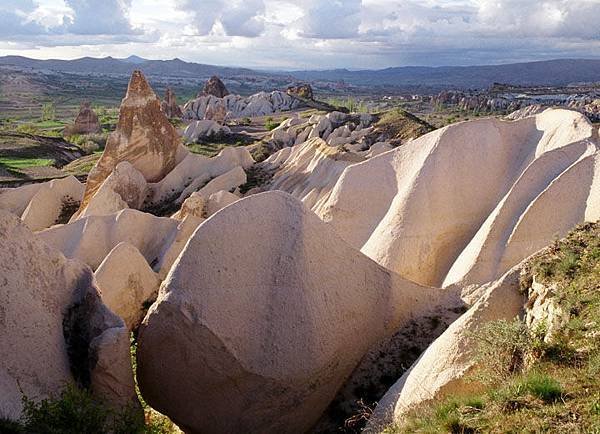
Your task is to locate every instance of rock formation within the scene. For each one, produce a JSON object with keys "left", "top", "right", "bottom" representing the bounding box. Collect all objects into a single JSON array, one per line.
[
  {"left": 205, "top": 190, "right": 239, "bottom": 216},
  {"left": 287, "top": 83, "right": 314, "bottom": 100},
  {"left": 0, "top": 210, "right": 137, "bottom": 421},
  {"left": 0, "top": 176, "right": 84, "bottom": 231},
  {"left": 319, "top": 109, "right": 600, "bottom": 288},
  {"left": 64, "top": 101, "right": 102, "bottom": 136},
  {"left": 160, "top": 87, "right": 183, "bottom": 119},
  {"left": 147, "top": 146, "right": 253, "bottom": 206},
  {"left": 176, "top": 165, "right": 245, "bottom": 204},
  {"left": 74, "top": 70, "right": 186, "bottom": 218},
  {"left": 136, "top": 191, "right": 448, "bottom": 434},
  {"left": 200, "top": 75, "right": 230, "bottom": 98},
  {"left": 261, "top": 110, "right": 430, "bottom": 157},
  {"left": 204, "top": 103, "right": 227, "bottom": 124},
  {"left": 182, "top": 90, "right": 302, "bottom": 120},
  {"left": 259, "top": 138, "right": 364, "bottom": 213},
  {"left": 78, "top": 162, "right": 148, "bottom": 219},
  {"left": 505, "top": 104, "right": 547, "bottom": 120},
  {"left": 367, "top": 264, "right": 527, "bottom": 430},
  {"left": 95, "top": 242, "right": 161, "bottom": 330},
  {"left": 39, "top": 208, "right": 180, "bottom": 270},
  {"left": 183, "top": 119, "right": 231, "bottom": 142}
]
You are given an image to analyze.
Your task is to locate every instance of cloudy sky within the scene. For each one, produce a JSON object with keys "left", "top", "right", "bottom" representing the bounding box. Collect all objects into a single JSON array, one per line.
[{"left": 1, "top": 0, "right": 600, "bottom": 69}]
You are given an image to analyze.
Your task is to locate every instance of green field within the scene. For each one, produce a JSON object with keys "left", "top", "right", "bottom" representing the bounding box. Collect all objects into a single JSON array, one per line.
[{"left": 0, "top": 157, "right": 54, "bottom": 171}]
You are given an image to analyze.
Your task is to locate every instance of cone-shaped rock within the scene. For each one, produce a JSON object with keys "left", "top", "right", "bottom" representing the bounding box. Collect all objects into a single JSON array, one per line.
[
  {"left": 160, "top": 87, "right": 183, "bottom": 119},
  {"left": 200, "top": 75, "right": 229, "bottom": 98},
  {"left": 64, "top": 101, "right": 101, "bottom": 135},
  {"left": 75, "top": 70, "right": 183, "bottom": 217}
]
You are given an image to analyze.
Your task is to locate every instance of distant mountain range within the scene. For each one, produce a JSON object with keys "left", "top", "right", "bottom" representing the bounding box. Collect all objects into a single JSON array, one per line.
[
  {"left": 0, "top": 55, "right": 266, "bottom": 79},
  {"left": 1, "top": 56, "right": 599, "bottom": 90},
  {"left": 291, "top": 59, "right": 600, "bottom": 89}
]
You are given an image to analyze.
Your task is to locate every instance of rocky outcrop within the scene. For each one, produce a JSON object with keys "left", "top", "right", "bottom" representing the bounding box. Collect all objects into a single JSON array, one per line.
[
  {"left": 259, "top": 138, "right": 364, "bottom": 214},
  {"left": 182, "top": 119, "right": 231, "bottom": 143},
  {"left": 0, "top": 210, "right": 137, "bottom": 421},
  {"left": 64, "top": 101, "right": 101, "bottom": 136},
  {"left": 205, "top": 190, "right": 239, "bottom": 216},
  {"left": 320, "top": 109, "right": 600, "bottom": 288},
  {"left": 524, "top": 277, "right": 570, "bottom": 343},
  {"left": 136, "top": 191, "right": 448, "bottom": 434},
  {"left": 75, "top": 70, "right": 186, "bottom": 218},
  {"left": 367, "top": 265, "right": 527, "bottom": 430},
  {"left": 147, "top": 146, "right": 254, "bottom": 207},
  {"left": 505, "top": 104, "right": 547, "bottom": 120},
  {"left": 266, "top": 111, "right": 373, "bottom": 149},
  {"left": 200, "top": 76, "right": 229, "bottom": 98},
  {"left": 177, "top": 166, "right": 245, "bottom": 204},
  {"left": 95, "top": 242, "right": 161, "bottom": 331},
  {"left": 172, "top": 189, "right": 240, "bottom": 220},
  {"left": 581, "top": 99, "right": 600, "bottom": 122},
  {"left": 0, "top": 176, "right": 84, "bottom": 231},
  {"left": 160, "top": 87, "right": 183, "bottom": 119},
  {"left": 77, "top": 161, "right": 148, "bottom": 219},
  {"left": 182, "top": 90, "right": 302, "bottom": 120},
  {"left": 39, "top": 208, "right": 180, "bottom": 270},
  {"left": 287, "top": 84, "right": 313, "bottom": 100}
]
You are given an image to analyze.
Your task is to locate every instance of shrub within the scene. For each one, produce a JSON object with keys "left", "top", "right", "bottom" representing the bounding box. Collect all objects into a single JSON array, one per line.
[
  {"left": 7, "top": 383, "right": 175, "bottom": 433},
  {"left": 556, "top": 249, "right": 580, "bottom": 277},
  {"left": 41, "top": 101, "right": 56, "bottom": 122},
  {"left": 472, "top": 318, "right": 531, "bottom": 382},
  {"left": 520, "top": 372, "right": 563, "bottom": 403},
  {"left": 21, "top": 384, "right": 112, "bottom": 433},
  {"left": 67, "top": 132, "right": 107, "bottom": 150},
  {"left": 264, "top": 117, "right": 281, "bottom": 131},
  {"left": 491, "top": 372, "right": 563, "bottom": 410},
  {"left": 80, "top": 140, "right": 100, "bottom": 154}
]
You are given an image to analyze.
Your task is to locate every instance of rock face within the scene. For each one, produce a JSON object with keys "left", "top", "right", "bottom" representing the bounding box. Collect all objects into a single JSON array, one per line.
[
  {"left": 75, "top": 70, "right": 186, "bottom": 218},
  {"left": 39, "top": 208, "right": 180, "bottom": 270},
  {"left": 0, "top": 176, "right": 85, "bottom": 231},
  {"left": 144, "top": 147, "right": 253, "bottom": 207},
  {"left": 177, "top": 166, "right": 245, "bottom": 204},
  {"left": 266, "top": 111, "right": 375, "bottom": 151},
  {"left": 367, "top": 265, "right": 527, "bottom": 430},
  {"left": 78, "top": 161, "right": 148, "bottom": 219},
  {"left": 95, "top": 242, "right": 161, "bottom": 330},
  {"left": 182, "top": 90, "right": 302, "bottom": 120},
  {"left": 260, "top": 138, "right": 364, "bottom": 214},
  {"left": 320, "top": 108, "right": 600, "bottom": 288},
  {"left": 160, "top": 87, "right": 183, "bottom": 119},
  {"left": 287, "top": 84, "right": 313, "bottom": 100},
  {"left": 137, "top": 191, "right": 446, "bottom": 434},
  {"left": 64, "top": 101, "right": 101, "bottom": 136},
  {"left": 182, "top": 119, "right": 231, "bottom": 142},
  {"left": 205, "top": 190, "right": 239, "bottom": 216},
  {"left": 201, "top": 75, "right": 230, "bottom": 98},
  {"left": 0, "top": 210, "right": 137, "bottom": 421},
  {"left": 505, "top": 104, "right": 547, "bottom": 120}
]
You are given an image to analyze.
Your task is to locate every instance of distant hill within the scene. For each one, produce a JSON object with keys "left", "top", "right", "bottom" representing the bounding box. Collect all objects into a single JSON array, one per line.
[
  {"left": 290, "top": 59, "right": 600, "bottom": 89},
  {"left": 0, "top": 56, "right": 599, "bottom": 91},
  {"left": 120, "top": 55, "right": 148, "bottom": 64},
  {"left": 0, "top": 55, "right": 269, "bottom": 79}
]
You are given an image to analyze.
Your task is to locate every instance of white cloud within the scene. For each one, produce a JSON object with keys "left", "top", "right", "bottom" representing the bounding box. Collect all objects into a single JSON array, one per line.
[
  {"left": 174, "top": 0, "right": 266, "bottom": 37},
  {"left": 296, "top": 0, "right": 362, "bottom": 39},
  {"left": 1, "top": 0, "right": 600, "bottom": 68},
  {"left": 64, "top": 0, "right": 139, "bottom": 35}
]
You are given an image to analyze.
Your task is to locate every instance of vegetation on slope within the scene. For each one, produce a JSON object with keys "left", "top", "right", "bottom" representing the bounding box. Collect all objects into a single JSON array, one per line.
[
  {"left": 386, "top": 222, "right": 600, "bottom": 433},
  {"left": 371, "top": 108, "right": 435, "bottom": 146},
  {"left": 0, "top": 337, "right": 180, "bottom": 433}
]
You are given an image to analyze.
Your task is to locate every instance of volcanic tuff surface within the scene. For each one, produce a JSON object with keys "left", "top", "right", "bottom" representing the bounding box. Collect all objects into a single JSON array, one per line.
[{"left": 0, "top": 66, "right": 599, "bottom": 434}]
